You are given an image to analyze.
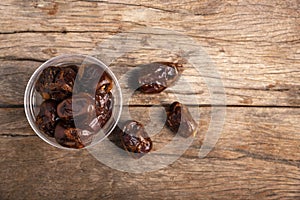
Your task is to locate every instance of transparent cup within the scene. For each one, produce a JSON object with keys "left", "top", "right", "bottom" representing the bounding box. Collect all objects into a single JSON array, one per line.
[{"left": 24, "top": 54, "right": 122, "bottom": 149}]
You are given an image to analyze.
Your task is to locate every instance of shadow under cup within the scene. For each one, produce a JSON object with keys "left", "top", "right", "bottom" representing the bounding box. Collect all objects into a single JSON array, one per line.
[{"left": 24, "top": 54, "right": 122, "bottom": 150}]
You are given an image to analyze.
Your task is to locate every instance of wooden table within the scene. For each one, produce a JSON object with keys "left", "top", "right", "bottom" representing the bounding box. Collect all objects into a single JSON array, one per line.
[{"left": 0, "top": 0, "right": 299, "bottom": 199}]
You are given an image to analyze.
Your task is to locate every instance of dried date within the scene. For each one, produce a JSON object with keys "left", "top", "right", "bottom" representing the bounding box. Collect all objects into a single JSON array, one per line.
[
  {"left": 35, "top": 66, "right": 60, "bottom": 99},
  {"left": 120, "top": 120, "right": 152, "bottom": 158},
  {"left": 54, "top": 66, "right": 77, "bottom": 94},
  {"left": 138, "top": 62, "right": 179, "bottom": 93},
  {"left": 166, "top": 101, "right": 197, "bottom": 138},
  {"left": 54, "top": 121, "right": 93, "bottom": 149},
  {"left": 77, "top": 64, "right": 113, "bottom": 94},
  {"left": 36, "top": 66, "right": 78, "bottom": 100},
  {"left": 57, "top": 93, "right": 102, "bottom": 132},
  {"left": 57, "top": 93, "right": 95, "bottom": 121},
  {"left": 35, "top": 100, "right": 58, "bottom": 137},
  {"left": 95, "top": 92, "right": 113, "bottom": 127},
  {"left": 96, "top": 71, "right": 113, "bottom": 94}
]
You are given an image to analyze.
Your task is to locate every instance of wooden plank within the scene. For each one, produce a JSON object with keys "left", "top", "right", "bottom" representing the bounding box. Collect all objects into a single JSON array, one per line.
[
  {"left": 0, "top": 0, "right": 299, "bottom": 107},
  {"left": 1, "top": 107, "right": 299, "bottom": 163},
  {"left": 0, "top": 107, "right": 299, "bottom": 199},
  {"left": 0, "top": 0, "right": 299, "bottom": 43},
  {"left": 1, "top": 137, "right": 299, "bottom": 200},
  {"left": 0, "top": 61, "right": 40, "bottom": 106},
  {"left": 0, "top": 58, "right": 299, "bottom": 106},
  {"left": 0, "top": 107, "right": 33, "bottom": 136}
]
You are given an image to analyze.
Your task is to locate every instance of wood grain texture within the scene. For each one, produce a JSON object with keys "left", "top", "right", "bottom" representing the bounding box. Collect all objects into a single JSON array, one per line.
[
  {"left": 0, "top": 0, "right": 299, "bottom": 199},
  {"left": 0, "top": 58, "right": 299, "bottom": 106},
  {"left": 1, "top": 107, "right": 300, "bottom": 161},
  {"left": 0, "top": 0, "right": 299, "bottom": 106},
  {"left": 0, "top": 107, "right": 299, "bottom": 199}
]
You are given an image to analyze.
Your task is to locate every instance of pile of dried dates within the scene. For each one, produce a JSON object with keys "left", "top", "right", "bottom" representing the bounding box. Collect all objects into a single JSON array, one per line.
[
  {"left": 35, "top": 64, "right": 113, "bottom": 149},
  {"left": 116, "top": 62, "right": 197, "bottom": 158}
]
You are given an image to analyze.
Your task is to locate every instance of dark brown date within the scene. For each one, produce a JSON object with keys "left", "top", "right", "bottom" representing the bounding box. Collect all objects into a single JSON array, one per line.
[
  {"left": 95, "top": 92, "right": 113, "bottom": 127},
  {"left": 54, "top": 66, "right": 77, "bottom": 93},
  {"left": 57, "top": 93, "right": 95, "bottom": 121},
  {"left": 35, "top": 66, "right": 60, "bottom": 100},
  {"left": 77, "top": 64, "right": 112, "bottom": 94},
  {"left": 138, "top": 62, "right": 179, "bottom": 93},
  {"left": 56, "top": 98, "right": 73, "bottom": 121},
  {"left": 166, "top": 101, "right": 197, "bottom": 138},
  {"left": 35, "top": 100, "right": 58, "bottom": 137},
  {"left": 54, "top": 121, "right": 93, "bottom": 149},
  {"left": 121, "top": 120, "right": 152, "bottom": 158},
  {"left": 96, "top": 71, "right": 113, "bottom": 94},
  {"left": 57, "top": 93, "right": 102, "bottom": 132},
  {"left": 36, "top": 66, "right": 78, "bottom": 100}
]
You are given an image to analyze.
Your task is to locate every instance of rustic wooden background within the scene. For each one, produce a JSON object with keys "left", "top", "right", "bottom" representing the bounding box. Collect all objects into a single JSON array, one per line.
[{"left": 0, "top": 0, "right": 299, "bottom": 199}]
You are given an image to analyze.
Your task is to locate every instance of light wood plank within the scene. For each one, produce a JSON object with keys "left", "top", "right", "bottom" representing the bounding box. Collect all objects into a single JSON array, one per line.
[
  {"left": 0, "top": 58, "right": 299, "bottom": 106},
  {"left": 1, "top": 107, "right": 299, "bottom": 163},
  {"left": 0, "top": 0, "right": 299, "bottom": 43},
  {"left": 0, "top": 0, "right": 299, "bottom": 107}
]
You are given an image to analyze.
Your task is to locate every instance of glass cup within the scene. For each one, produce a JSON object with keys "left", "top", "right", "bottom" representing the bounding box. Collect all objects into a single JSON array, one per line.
[{"left": 24, "top": 54, "right": 122, "bottom": 149}]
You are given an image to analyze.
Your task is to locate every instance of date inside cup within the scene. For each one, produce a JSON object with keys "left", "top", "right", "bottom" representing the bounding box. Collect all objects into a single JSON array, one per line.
[{"left": 24, "top": 55, "right": 122, "bottom": 149}]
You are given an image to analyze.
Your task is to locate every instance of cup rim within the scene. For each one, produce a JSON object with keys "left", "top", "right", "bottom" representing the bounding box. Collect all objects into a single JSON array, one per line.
[{"left": 24, "top": 54, "right": 123, "bottom": 150}]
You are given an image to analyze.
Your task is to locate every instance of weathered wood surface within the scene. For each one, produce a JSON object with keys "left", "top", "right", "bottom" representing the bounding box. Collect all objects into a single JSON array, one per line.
[
  {"left": 0, "top": 0, "right": 299, "bottom": 107},
  {"left": 0, "top": 107, "right": 299, "bottom": 199},
  {"left": 1, "top": 58, "right": 299, "bottom": 107},
  {"left": 0, "top": 0, "right": 299, "bottom": 199}
]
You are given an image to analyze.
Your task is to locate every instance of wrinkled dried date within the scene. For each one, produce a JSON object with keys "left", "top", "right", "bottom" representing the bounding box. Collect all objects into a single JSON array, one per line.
[
  {"left": 36, "top": 66, "right": 78, "bottom": 100},
  {"left": 95, "top": 92, "right": 113, "bottom": 127},
  {"left": 35, "top": 100, "right": 58, "bottom": 137},
  {"left": 57, "top": 93, "right": 105, "bottom": 132},
  {"left": 56, "top": 98, "right": 72, "bottom": 121},
  {"left": 55, "top": 66, "right": 77, "bottom": 93},
  {"left": 138, "top": 62, "right": 179, "bottom": 93},
  {"left": 54, "top": 121, "right": 93, "bottom": 149},
  {"left": 120, "top": 120, "right": 152, "bottom": 158},
  {"left": 77, "top": 64, "right": 113, "bottom": 94},
  {"left": 96, "top": 71, "right": 113, "bottom": 94},
  {"left": 57, "top": 93, "right": 95, "bottom": 121},
  {"left": 36, "top": 66, "right": 60, "bottom": 99},
  {"left": 166, "top": 101, "right": 197, "bottom": 138}
]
